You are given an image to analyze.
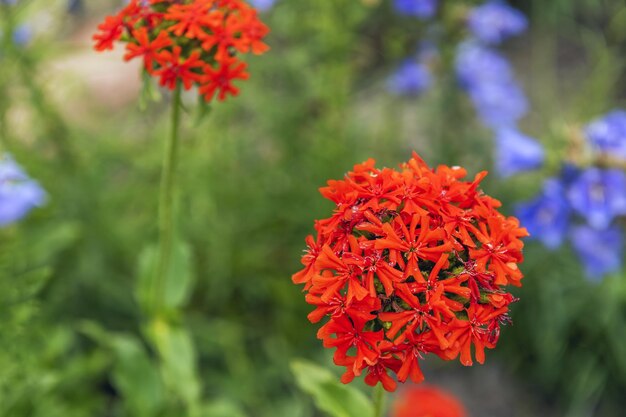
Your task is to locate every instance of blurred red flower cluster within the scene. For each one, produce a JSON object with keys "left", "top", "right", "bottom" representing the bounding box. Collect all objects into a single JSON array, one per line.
[
  {"left": 392, "top": 386, "right": 467, "bottom": 417},
  {"left": 293, "top": 153, "right": 527, "bottom": 391},
  {"left": 93, "top": 0, "right": 269, "bottom": 101}
]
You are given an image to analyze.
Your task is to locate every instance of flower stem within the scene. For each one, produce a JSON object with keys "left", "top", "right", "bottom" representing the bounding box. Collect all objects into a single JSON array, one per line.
[
  {"left": 154, "top": 81, "right": 183, "bottom": 313},
  {"left": 373, "top": 384, "right": 387, "bottom": 417}
]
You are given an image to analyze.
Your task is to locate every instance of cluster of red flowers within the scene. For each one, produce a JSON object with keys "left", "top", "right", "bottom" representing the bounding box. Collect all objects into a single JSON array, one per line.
[
  {"left": 292, "top": 153, "right": 527, "bottom": 392},
  {"left": 93, "top": 0, "right": 269, "bottom": 102},
  {"left": 392, "top": 386, "right": 467, "bottom": 417}
]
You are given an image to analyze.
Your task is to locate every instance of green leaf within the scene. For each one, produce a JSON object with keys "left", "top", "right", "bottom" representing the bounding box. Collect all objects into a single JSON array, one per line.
[
  {"left": 78, "top": 322, "right": 164, "bottom": 417},
  {"left": 25, "top": 222, "right": 81, "bottom": 265},
  {"left": 110, "top": 336, "right": 165, "bottom": 417},
  {"left": 147, "top": 319, "right": 201, "bottom": 407},
  {"left": 137, "top": 240, "right": 194, "bottom": 312},
  {"left": 290, "top": 360, "right": 374, "bottom": 417},
  {"left": 199, "top": 400, "right": 247, "bottom": 417}
]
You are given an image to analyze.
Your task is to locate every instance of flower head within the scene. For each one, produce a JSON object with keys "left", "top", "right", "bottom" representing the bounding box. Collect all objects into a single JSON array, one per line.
[
  {"left": 93, "top": 0, "right": 270, "bottom": 102},
  {"left": 567, "top": 168, "right": 626, "bottom": 230},
  {"left": 515, "top": 178, "right": 570, "bottom": 249},
  {"left": 12, "top": 24, "right": 32, "bottom": 46},
  {"left": 571, "top": 225, "right": 623, "bottom": 281},
  {"left": 467, "top": 80, "right": 528, "bottom": 128},
  {"left": 392, "top": 385, "right": 467, "bottom": 417},
  {"left": 387, "top": 59, "right": 432, "bottom": 96},
  {"left": 455, "top": 43, "right": 527, "bottom": 128},
  {"left": 584, "top": 109, "right": 626, "bottom": 159},
  {"left": 495, "top": 128, "right": 544, "bottom": 177},
  {"left": 0, "top": 154, "right": 46, "bottom": 227},
  {"left": 467, "top": 1, "right": 527, "bottom": 45},
  {"left": 293, "top": 153, "right": 527, "bottom": 391},
  {"left": 456, "top": 42, "right": 513, "bottom": 90},
  {"left": 393, "top": 0, "right": 438, "bottom": 19}
]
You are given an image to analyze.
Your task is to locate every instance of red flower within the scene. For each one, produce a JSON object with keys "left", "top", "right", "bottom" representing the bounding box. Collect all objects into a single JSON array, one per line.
[
  {"left": 392, "top": 386, "right": 467, "bottom": 417},
  {"left": 198, "top": 58, "right": 249, "bottom": 101},
  {"left": 124, "top": 28, "right": 172, "bottom": 71},
  {"left": 93, "top": 16, "right": 123, "bottom": 51},
  {"left": 92, "top": 0, "right": 269, "bottom": 102},
  {"left": 165, "top": 1, "right": 218, "bottom": 39},
  {"left": 154, "top": 47, "right": 204, "bottom": 90},
  {"left": 293, "top": 153, "right": 527, "bottom": 391}
]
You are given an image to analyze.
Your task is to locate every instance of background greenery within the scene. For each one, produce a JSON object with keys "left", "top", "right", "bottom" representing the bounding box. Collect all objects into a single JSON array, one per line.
[{"left": 1, "top": 0, "right": 625, "bottom": 416}]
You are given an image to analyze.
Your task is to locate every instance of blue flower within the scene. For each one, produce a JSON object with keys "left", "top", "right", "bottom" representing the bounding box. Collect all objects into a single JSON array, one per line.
[
  {"left": 468, "top": 81, "right": 528, "bottom": 128},
  {"left": 456, "top": 43, "right": 513, "bottom": 89},
  {"left": 249, "top": 0, "right": 276, "bottom": 12},
  {"left": 467, "top": 1, "right": 528, "bottom": 45},
  {"left": 12, "top": 24, "right": 32, "bottom": 46},
  {"left": 567, "top": 168, "right": 626, "bottom": 230},
  {"left": 387, "top": 59, "right": 432, "bottom": 96},
  {"left": 393, "top": 0, "right": 438, "bottom": 19},
  {"left": 0, "top": 154, "right": 46, "bottom": 227},
  {"left": 558, "top": 162, "right": 581, "bottom": 186},
  {"left": 584, "top": 109, "right": 626, "bottom": 159},
  {"left": 571, "top": 225, "right": 623, "bottom": 281},
  {"left": 515, "top": 179, "right": 570, "bottom": 249},
  {"left": 455, "top": 43, "right": 528, "bottom": 128},
  {"left": 495, "top": 128, "right": 544, "bottom": 177}
]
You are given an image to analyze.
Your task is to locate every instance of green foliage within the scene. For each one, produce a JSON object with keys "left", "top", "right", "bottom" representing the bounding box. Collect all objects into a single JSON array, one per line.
[
  {"left": 137, "top": 240, "right": 195, "bottom": 312},
  {"left": 147, "top": 320, "right": 201, "bottom": 408},
  {"left": 291, "top": 360, "right": 374, "bottom": 417},
  {"left": 80, "top": 321, "right": 165, "bottom": 417}
]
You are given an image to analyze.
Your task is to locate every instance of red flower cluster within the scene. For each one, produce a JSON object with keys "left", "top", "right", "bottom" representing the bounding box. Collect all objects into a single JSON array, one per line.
[
  {"left": 392, "top": 386, "right": 467, "bottom": 417},
  {"left": 93, "top": 0, "right": 269, "bottom": 102},
  {"left": 292, "top": 153, "right": 527, "bottom": 392}
]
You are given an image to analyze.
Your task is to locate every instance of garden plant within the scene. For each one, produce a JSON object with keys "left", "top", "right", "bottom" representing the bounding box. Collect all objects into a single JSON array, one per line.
[{"left": 1, "top": 1, "right": 626, "bottom": 417}]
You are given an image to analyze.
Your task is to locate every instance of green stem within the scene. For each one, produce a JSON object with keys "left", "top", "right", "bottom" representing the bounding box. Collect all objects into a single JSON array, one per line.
[
  {"left": 373, "top": 384, "right": 386, "bottom": 417},
  {"left": 154, "top": 81, "right": 183, "bottom": 313}
]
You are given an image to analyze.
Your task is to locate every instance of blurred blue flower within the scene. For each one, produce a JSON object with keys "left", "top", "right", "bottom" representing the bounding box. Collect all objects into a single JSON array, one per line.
[
  {"left": 495, "top": 128, "right": 544, "bottom": 177},
  {"left": 558, "top": 162, "right": 581, "bottom": 186},
  {"left": 584, "top": 109, "right": 626, "bottom": 159},
  {"left": 571, "top": 225, "right": 623, "bottom": 281},
  {"left": 249, "top": 0, "right": 276, "bottom": 12},
  {"left": 456, "top": 42, "right": 513, "bottom": 89},
  {"left": 1, "top": 0, "right": 18, "bottom": 5},
  {"left": 455, "top": 43, "right": 528, "bottom": 128},
  {"left": 393, "top": 0, "right": 438, "bottom": 19},
  {"left": 567, "top": 168, "right": 626, "bottom": 230},
  {"left": 468, "top": 81, "right": 528, "bottom": 128},
  {"left": 12, "top": 24, "right": 32, "bottom": 46},
  {"left": 515, "top": 179, "right": 570, "bottom": 249},
  {"left": 467, "top": 1, "right": 527, "bottom": 45},
  {"left": 0, "top": 154, "right": 46, "bottom": 227},
  {"left": 387, "top": 59, "right": 432, "bottom": 96}
]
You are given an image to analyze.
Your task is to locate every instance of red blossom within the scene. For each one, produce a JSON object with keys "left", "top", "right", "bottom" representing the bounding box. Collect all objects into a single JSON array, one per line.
[
  {"left": 92, "top": 0, "right": 269, "bottom": 102},
  {"left": 392, "top": 385, "right": 467, "bottom": 417},
  {"left": 292, "top": 153, "right": 527, "bottom": 391},
  {"left": 198, "top": 58, "right": 249, "bottom": 101},
  {"left": 154, "top": 47, "right": 204, "bottom": 90},
  {"left": 93, "top": 16, "right": 124, "bottom": 51},
  {"left": 124, "top": 28, "right": 172, "bottom": 71}
]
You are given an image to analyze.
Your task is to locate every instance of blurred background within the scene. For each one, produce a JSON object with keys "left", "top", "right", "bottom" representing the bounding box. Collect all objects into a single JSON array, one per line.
[{"left": 1, "top": 0, "right": 626, "bottom": 416}]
